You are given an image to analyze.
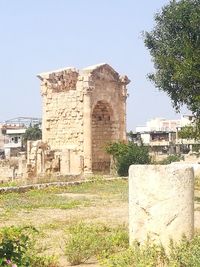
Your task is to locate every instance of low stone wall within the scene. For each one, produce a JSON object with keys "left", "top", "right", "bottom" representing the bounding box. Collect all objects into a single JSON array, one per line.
[
  {"left": 129, "top": 165, "right": 194, "bottom": 248},
  {"left": 0, "top": 177, "right": 125, "bottom": 194}
]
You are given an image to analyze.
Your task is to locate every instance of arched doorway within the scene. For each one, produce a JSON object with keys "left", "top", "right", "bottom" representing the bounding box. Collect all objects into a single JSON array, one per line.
[{"left": 92, "top": 100, "right": 113, "bottom": 173}]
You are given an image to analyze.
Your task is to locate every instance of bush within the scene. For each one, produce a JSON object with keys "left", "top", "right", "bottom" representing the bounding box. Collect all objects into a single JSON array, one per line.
[
  {"left": 65, "top": 222, "right": 100, "bottom": 265},
  {"left": 101, "top": 239, "right": 166, "bottom": 267},
  {"left": 106, "top": 142, "right": 150, "bottom": 176},
  {"left": 29, "top": 255, "right": 59, "bottom": 267},
  {"left": 101, "top": 235, "right": 200, "bottom": 267},
  {"left": 0, "top": 226, "right": 59, "bottom": 267},
  {"left": 65, "top": 222, "right": 128, "bottom": 265},
  {"left": 0, "top": 226, "right": 35, "bottom": 266},
  {"left": 168, "top": 235, "right": 200, "bottom": 267}
]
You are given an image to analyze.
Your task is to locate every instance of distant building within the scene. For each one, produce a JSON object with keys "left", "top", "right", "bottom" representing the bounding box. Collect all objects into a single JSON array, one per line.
[
  {"left": 136, "top": 115, "right": 194, "bottom": 133},
  {"left": 134, "top": 115, "right": 199, "bottom": 155},
  {"left": 4, "top": 117, "right": 42, "bottom": 128},
  {"left": 0, "top": 117, "right": 41, "bottom": 158},
  {"left": 4, "top": 128, "right": 26, "bottom": 158}
]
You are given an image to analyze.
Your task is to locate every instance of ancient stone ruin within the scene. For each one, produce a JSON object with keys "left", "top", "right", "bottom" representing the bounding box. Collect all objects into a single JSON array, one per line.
[
  {"left": 129, "top": 164, "right": 194, "bottom": 248},
  {"left": 27, "top": 63, "right": 130, "bottom": 177}
]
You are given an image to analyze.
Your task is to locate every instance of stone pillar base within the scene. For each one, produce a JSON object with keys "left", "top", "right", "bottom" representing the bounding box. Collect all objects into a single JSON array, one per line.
[{"left": 129, "top": 165, "right": 194, "bottom": 248}]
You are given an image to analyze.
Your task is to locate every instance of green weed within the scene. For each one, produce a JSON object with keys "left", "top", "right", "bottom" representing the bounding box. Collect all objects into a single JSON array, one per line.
[
  {"left": 0, "top": 190, "right": 91, "bottom": 211},
  {"left": 65, "top": 222, "right": 128, "bottom": 265},
  {"left": 101, "top": 236, "right": 200, "bottom": 267},
  {"left": 195, "top": 176, "right": 200, "bottom": 189}
]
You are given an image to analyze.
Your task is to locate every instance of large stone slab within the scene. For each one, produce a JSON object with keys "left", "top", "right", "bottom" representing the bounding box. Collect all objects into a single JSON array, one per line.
[{"left": 129, "top": 165, "right": 194, "bottom": 247}]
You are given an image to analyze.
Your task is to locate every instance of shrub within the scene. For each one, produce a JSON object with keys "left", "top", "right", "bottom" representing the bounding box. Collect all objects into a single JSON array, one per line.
[
  {"left": 97, "top": 224, "right": 129, "bottom": 259},
  {"left": 101, "top": 235, "right": 200, "bottom": 267},
  {"left": 101, "top": 239, "right": 166, "bottom": 267},
  {"left": 0, "top": 226, "right": 59, "bottom": 267},
  {"left": 29, "top": 255, "right": 59, "bottom": 267},
  {"left": 168, "top": 235, "right": 200, "bottom": 267},
  {"left": 65, "top": 222, "right": 128, "bottom": 265},
  {"left": 0, "top": 226, "right": 35, "bottom": 266},
  {"left": 106, "top": 142, "right": 150, "bottom": 176},
  {"left": 65, "top": 222, "right": 100, "bottom": 265}
]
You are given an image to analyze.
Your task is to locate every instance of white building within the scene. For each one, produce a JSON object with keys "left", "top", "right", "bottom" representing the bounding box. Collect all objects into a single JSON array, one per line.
[
  {"left": 1, "top": 117, "right": 41, "bottom": 158},
  {"left": 4, "top": 128, "right": 26, "bottom": 158},
  {"left": 134, "top": 115, "right": 197, "bottom": 154},
  {"left": 136, "top": 115, "right": 193, "bottom": 133}
]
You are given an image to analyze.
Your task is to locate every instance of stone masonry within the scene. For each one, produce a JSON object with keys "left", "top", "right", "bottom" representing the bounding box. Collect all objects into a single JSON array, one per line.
[{"left": 35, "top": 63, "right": 130, "bottom": 176}]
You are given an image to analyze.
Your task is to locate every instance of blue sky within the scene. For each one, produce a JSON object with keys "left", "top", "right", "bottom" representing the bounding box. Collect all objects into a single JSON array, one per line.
[{"left": 0, "top": 0, "right": 188, "bottom": 130}]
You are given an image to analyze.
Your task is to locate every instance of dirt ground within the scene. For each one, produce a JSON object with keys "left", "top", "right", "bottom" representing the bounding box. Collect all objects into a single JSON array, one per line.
[{"left": 0, "top": 180, "right": 199, "bottom": 267}]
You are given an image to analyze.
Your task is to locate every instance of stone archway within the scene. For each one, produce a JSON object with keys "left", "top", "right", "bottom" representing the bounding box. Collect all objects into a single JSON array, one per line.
[{"left": 92, "top": 100, "right": 113, "bottom": 173}]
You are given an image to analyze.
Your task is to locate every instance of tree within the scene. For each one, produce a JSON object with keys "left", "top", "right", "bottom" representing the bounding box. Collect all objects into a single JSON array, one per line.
[
  {"left": 144, "top": 0, "right": 200, "bottom": 118},
  {"left": 23, "top": 124, "right": 42, "bottom": 143},
  {"left": 127, "top": 131, "right": 135, "bottom": 142},
  {"left": 106, "top": 142, "right": 150, "bottom": 176},
  {"left": 178, "top": 125, "right": 196, "bottom": 139}
]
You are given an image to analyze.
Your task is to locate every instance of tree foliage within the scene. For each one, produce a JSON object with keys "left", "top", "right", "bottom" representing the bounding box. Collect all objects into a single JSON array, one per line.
[
  {"left": 106, "top": 142, "right": 150, "bottom": 176},
  {"left": 178, "top": 125, "right": 197, "bottom": 139},
  {"left": 178, "top": 119, "right": 200, "bottom": 140},
  {"left": 144, "top": 0, "right": 200, "bottom": 117},
  {"left": 23, "top": 124, "right": 42, "bottom": 143},
  {"left": 127, "top": 131, "right": 135, "bottom": 142}
]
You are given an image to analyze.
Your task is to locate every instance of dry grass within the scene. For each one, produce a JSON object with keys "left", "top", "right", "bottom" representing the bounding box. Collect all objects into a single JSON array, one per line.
[
  {"left": 0, "top": 179, "right": 128, "bottom": 266},
  {"left": 0, "top": 178, "right": 199, "bottom": 267}
]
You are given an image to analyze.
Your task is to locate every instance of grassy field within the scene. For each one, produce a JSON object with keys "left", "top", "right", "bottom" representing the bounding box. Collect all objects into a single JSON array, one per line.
[
  {"left": 0, "top": 179, "right": 128, "bottom": 266},
  {"left": 0, "top": 178, "right": 199, "bottom": 266}
]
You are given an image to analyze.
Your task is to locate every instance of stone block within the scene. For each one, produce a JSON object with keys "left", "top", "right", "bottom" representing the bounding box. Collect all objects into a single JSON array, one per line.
[{"left": 129, "top": 165, "right": 194, "bottom": 248}]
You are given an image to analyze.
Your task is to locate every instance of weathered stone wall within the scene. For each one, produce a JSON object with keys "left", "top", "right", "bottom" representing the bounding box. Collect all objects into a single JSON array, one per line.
[
  {"left": 92, "top": 83, "right": 127, "bottom": 141},
  {"left": 91, "top": 100, "right": 113, "bottom": 172},
  {"left": 38, "top": 63, "right": 130, "bottom": 175},
  {"left": 83, "top": 64, "right": 128, "bottom": 172},
  {"left": 39, "top": 68, "right": 84, "bottom": 152},
  {"left": 26, "top": 140, "right": 61, "bottom": 177},
  {"left": 0, "top": 159, "right": 18, "bottom": 182},
  {"left": 129, "top": 165, "right": 194, "bottom": 248}
]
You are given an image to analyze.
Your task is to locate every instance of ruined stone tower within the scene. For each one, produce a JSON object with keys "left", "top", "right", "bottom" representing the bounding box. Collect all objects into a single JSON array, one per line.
[{"left": 37, "top": 63, "right": 130, "bottom": 175}]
